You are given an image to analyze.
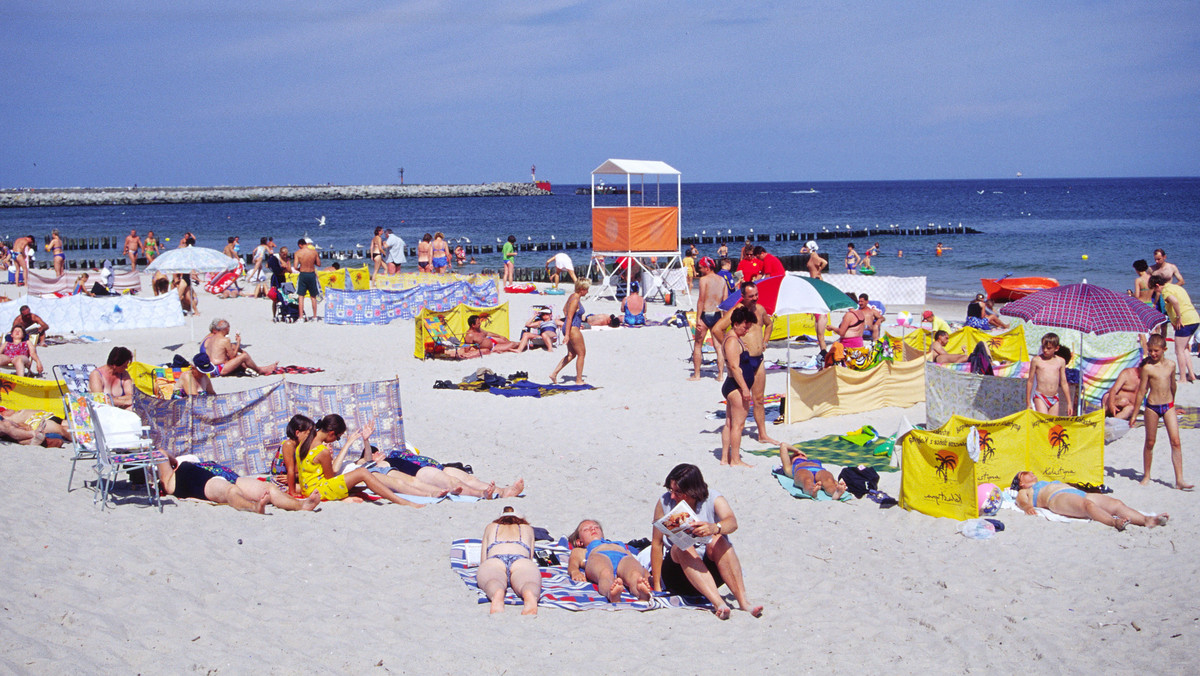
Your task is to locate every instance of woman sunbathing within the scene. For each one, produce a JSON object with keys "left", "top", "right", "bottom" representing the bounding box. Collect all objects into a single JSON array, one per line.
[
  {"left": 567, "top": 519, "right": 652, "bottom": 602},
  {"left": 286, "top": 413, "right": 424, "bottom": 507},
  {"left": 158, "top": 457, "right": 320, "bottom": 513},
  {"left": 476, "top": 506, "right": 540, "bottom": 614},
  {"left": 777, "top": 443, "right": 846, "bottom": 499},
  {"left": 0, "top": 326, "right": 44, "bottom": 377},
  {"left": 377, "top": 447, "right": 524, "bottom": 499},
  {"left": 0, "top": 407, "right": 70, "bottom": 446},
  {"left": 1012, "top": 471, "right": 1169, "bottom": 530}
]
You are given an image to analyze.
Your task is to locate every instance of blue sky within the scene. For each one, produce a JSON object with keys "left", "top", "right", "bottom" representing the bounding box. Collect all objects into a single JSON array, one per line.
[{"left": 2, "top": 1, "right": 1198, "bottom": 187}]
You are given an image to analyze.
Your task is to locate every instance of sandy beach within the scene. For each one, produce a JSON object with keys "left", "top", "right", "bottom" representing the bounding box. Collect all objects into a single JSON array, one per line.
[{"left": 1, "top": 279, "right": 1196, "bottom": 674}]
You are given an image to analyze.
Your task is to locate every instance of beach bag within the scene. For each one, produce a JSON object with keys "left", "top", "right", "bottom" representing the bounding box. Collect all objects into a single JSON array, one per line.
[{"left": 838, "top": 465, "right": 880, "bottom": 499}]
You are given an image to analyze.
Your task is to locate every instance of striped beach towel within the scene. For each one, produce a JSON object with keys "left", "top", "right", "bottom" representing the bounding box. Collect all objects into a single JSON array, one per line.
[
  {"left": 1076, "top": 349, "right": 1143, "bottom": 411},
  {"left": 450, "top": 539, "right": 710, "bottom": 612}
]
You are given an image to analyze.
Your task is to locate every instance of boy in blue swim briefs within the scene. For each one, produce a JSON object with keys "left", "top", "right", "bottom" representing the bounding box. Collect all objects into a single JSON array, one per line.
[{"left": 1134, "top": 334, "right": 1192, "bottom": 490}]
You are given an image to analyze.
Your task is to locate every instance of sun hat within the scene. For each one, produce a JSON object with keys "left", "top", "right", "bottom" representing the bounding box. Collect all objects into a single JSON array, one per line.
[{"left": 806, "top": 241, "right": 819, "bottom": 252}]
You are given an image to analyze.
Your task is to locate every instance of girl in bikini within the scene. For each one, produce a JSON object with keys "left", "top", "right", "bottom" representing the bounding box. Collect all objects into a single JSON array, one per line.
[
  {"left": 476, "top": 507, "right": 541, "bottom": 614},
  {"left": 46, "top": 229, "right": 65, "bottom": 276},
  {"left": 567, "top": 519, "right": 652, "bottom": 603},
  {"left": 143, "top": 231, "right": 159, "bottom": 262},
  {"left": 431, "top": 232, "right": 451, "bottom": 273},
  {"left": 416, "top": 233, "right": 433, "bottom": 272},
  {"left": 1013, "top": 471, "right": 1168, "bottom": 530}
]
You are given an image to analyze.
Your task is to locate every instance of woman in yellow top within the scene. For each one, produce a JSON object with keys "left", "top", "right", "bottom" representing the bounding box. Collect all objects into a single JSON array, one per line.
[
  {"left": 1150, "top": 275, "right": 1198, "bottom": 383},
  {"left": 288, "top": 413, "right": 422, "bottom": 507}
]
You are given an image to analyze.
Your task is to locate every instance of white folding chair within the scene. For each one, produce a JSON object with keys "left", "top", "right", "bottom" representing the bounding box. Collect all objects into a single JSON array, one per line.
[
  {"left": 86, "top": 399, "right": 167, "bottom": 512},
  {"left": 54, "top": 363, "right": 98, "bottom": 492}
]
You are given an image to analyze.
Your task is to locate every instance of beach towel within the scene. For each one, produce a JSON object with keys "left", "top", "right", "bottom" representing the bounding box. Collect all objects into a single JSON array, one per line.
[
  {"left": 771, "top": 471, "right": 852, "bottom": 501},
  {"left": 437, "top": 375, "right": 596, "bottom": 397},
  {"left": 744, "top": 436, "right": 898, "bottom": 472},
  {"left": 450, "top": 539, "right": 709, "bottom": 612}
]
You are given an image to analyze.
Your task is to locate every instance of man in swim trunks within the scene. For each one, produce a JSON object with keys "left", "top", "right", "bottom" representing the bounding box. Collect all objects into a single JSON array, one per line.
[
  {"left": 464, "top": 314, "right": 520, "bottom": 353},
  {"left": 1150, "top": 248, "right": 1184, "bottom": 286},
  {"left": 690, "top": 257, "right": 728, "bottom": 381},
  {"left": 123, "top": 229, "right": 143, "bottom": 271},
  {"left": 198, "top": 318, "right": 277, "bottom": 376},
  {"left": 0, "top": 407, "right": 70, "bottom": 447},
  {"left": 712, "top": 281, "right": 779, "bottom": 445},
  {"left": 12, "top": 305, "right": 49, "bottom": 347},
  {"left": 567, "top": 519, "right": 652, "bottom": 603},
  {"left": 293, "top": 237, "right": 321, "bottom": 321},
  {"left": 777, "top": 443, "right": 846, "bottom": 499},
  {"left": 89, "top": 346, "right": 136, "bottom": 409},
  {"left": 11, "top": 234, "right": 34, "bottom": 286},
  {"left": 1103, "top": 365, "right": 1141, "bottom": 422},
  {"left": 157, "top": 457, "right": 320, "bottom": 513}
]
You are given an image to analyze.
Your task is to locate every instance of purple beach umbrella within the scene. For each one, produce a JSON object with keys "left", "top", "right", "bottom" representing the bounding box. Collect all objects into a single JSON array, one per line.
[{"left": 998, "top": 283, "right": 1167, "bottom": 335}]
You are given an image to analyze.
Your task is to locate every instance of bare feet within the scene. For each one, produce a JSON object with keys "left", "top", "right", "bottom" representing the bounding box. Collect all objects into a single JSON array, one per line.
[
  {"left": 1176, "top": 481, "right": 1194, "bottom": 491},
  {"left": 1139, "top": 476, "right": 1151, "bottom": 486},
  {"left": 301, "top": 491, "right": 322, "bottom": 511},
  {"left": 713, "top": 605, "right": 732, "bottom": 620},
  {"left": 520, "top": 604, "right": 538, "bottom": 616},
  {"left": 634, "top": 577, "right": 653, "bottom": 601},
  {"left": 499, "top": 478, "right": 524, "bottom": 498},
  {"left": 605, "top": 579, "right": 626, "bottom": 603},
  {"left": 756, "top": 433, "right": 781, "bottom": 446},
  {"left": 743, "top": 604, "right": 764, "bottom": 617},
  {"left": 547, "top": 372, "right": 559, "bottom": 383},
  {"left": 26, "top": 420, "right": 48, "bottom": 447},
  {"left": 832, "top": 479, "right": 847, "bottom": 500},
  {"left": 688, "top": 375, "right": 702, "bottom": 381},
  {"left": 1154, "top": 513, "right": 1170, "bottom": 527},
  {"left": 256, "top": 361, "right": 279, "bottom": 376},
  {"left": 731, "top": 460, "right": 753, "bottom": 468},
  {"left": 1113, "top": 516, "right": 1129, "bottom": 531},
  {"left": 255, "top": 492, "right": 270, "bottom": 514},
  {"left": 489, "top": 599, "right": 505, "bottom": 614}
]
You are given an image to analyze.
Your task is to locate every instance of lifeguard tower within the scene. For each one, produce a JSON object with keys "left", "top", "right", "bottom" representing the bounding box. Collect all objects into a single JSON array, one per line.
[{"left": 586, "top": 159, "right": 686, "bottom": 301}]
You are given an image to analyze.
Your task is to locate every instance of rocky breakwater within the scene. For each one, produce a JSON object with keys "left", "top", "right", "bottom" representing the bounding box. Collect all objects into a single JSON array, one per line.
[{"left": 0, "top": 182, "right": 550, "bottom": 208}]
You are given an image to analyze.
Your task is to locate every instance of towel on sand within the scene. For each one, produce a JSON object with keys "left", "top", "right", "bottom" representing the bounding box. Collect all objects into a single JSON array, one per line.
[
  {"left": 450, "top": 539, "right": 710, "bottom": 612},
  {"left": 772, "top": 471, "right": 852, "bottom": 501},
  {"left": 746, "top": 435, "right": 898, "bottom": 473}
]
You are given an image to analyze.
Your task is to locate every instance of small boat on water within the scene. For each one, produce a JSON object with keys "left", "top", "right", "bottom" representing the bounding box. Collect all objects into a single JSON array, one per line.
[{"left": 981, "top": 276, "right": 1059, "bottom": 302}]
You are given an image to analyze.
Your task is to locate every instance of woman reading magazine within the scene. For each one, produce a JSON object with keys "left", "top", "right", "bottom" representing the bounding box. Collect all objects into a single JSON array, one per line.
[{"left": 650, "top": 463, "right": 763, "bottom": 619}]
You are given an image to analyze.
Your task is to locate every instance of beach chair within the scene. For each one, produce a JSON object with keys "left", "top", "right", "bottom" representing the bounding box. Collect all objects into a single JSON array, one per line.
[
  {"left": 420, "top": 313, "right": 480, "bottom": 359},
  {"left": 86, "top": 399, "right": 166, "bottom": 512},
  {"left": 54, "top": 363, "right": 98, "bottom": 492}
]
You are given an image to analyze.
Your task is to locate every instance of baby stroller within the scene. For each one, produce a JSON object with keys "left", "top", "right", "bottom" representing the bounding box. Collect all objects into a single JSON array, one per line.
[{"left": 270, "top": 281, "right": 300, "bottom": 323}]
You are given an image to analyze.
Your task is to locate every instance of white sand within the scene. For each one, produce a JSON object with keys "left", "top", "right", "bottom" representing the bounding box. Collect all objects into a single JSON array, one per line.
[{"left": 1, "top": 281, "right": 1197, "bottom": 673}]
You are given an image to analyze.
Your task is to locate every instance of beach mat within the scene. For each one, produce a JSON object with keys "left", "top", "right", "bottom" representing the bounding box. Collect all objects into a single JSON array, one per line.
[
  {"left": 435, "top": 376, "right": 596, "bottom": 397},
  {"left": 1133, "top": 406, "right": 1200, "bottom": 429},
  {"left": 772, "top": 471, "right": 852, "bottom": 501},
  {"left": 746, "top": 435, "right": 898, "bottom": 472},
  {"left": 450, "top": 539, "right": 710, "bottom": 612}
]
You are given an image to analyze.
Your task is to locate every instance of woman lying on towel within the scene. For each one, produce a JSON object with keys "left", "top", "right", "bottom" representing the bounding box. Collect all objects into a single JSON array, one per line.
[
  {"left": 365, "top": 447, "right": 524, "bottom": 500},
  {"left": 567, "top": 519, "right": 652, "bottom": 602},
  {"left": 283, "top": 414, "right": 424, "bottom": 507},
  {"left": 1012, "top": 471, "right": 1169, "bottom": 531},
  {"left": 651, "top": 464, "right": 763, "bottom": 620},
  {"left": 477, "top": 506, "right": 540, "bottom": 615},
  {"left": 0, "top": 407, "right": 70, "bottom": 447},
  {"left": 158, "top": 457, "right": 320, "bottom": 514},
  {"left": 777, "top": 443, "right": 847, "bottom": 499}
]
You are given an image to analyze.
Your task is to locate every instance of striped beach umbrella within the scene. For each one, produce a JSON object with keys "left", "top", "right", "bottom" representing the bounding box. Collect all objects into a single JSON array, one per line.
[{"left": 720, "top": 274, "right": 855, "bottom": 315}]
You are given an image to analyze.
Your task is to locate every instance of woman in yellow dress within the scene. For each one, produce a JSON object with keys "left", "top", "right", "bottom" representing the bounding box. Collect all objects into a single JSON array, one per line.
[{"left": 291, "top": 414, "right": 422, "bottom": 507}]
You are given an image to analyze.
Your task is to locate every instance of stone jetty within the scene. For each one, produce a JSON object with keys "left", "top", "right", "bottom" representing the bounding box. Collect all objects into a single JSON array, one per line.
[{"left": 0, "top": 182, "right": 550, "bottom": 208}]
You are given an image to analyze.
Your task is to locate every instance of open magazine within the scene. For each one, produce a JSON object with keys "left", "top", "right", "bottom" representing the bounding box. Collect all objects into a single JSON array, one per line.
[{"left": 653, "top": 501, "right": 711, "bottom": 550}]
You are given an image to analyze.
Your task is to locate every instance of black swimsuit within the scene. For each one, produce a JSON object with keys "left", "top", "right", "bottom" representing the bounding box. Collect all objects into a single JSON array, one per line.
[
  {"left": 172, "top": 462, "right": 217, "bottom": 500},
  {"left": 721, "top": 337, "right": 763, "bottom": 398}
]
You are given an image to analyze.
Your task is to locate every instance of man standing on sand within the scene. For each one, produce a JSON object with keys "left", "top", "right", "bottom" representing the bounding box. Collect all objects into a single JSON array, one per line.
[
  {"left": 1150, "top": 248, "right": 1185, "bottom": 286},
  {"left": 198, "top": 319, "right": 277, "bottom": 376},
  {"left": 294, "top": 238, "right": 322, "bottom": 322},
  {"left": 385, "top": 228, "right": 406, "bottom": 274},
  {"left": 124, "top": 229, "right": 143, "bottom": 271},
  {"left": 754, "top": 245, "right": 786, "bottom": 280},
  {"left": 690, "top": 258, "right": 728, "bottom": 381},
  {"left": 712, "top": 281, "right": 780, "bottom": 446},
  {"left": 11, "top": 234, "right": 34, "bottom": 286}
]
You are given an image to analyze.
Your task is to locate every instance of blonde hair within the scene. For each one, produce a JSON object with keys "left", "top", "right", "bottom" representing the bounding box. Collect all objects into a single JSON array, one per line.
[{"left": 574, "top": 278, "right": 590, "bottom": 293}]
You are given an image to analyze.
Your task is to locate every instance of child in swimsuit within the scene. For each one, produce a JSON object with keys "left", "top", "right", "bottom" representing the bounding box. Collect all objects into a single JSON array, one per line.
[
  {"left": 1133, "top": 334, "right": 1191, "bottom": 489},
  {"left": 1027, "top": 333, "right": 1071, "bottom": 416},
  {"left": 476, "top": 508, "right": 540, "bottom": 614},
  {"left": 567, "top": 519, "right": 653, "bottom": 603}
]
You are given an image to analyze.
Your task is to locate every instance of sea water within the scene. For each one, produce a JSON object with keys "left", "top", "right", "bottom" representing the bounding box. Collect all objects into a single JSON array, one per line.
[{"left": 1, "top": 176, "right": 1196, "bottom": 299}]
